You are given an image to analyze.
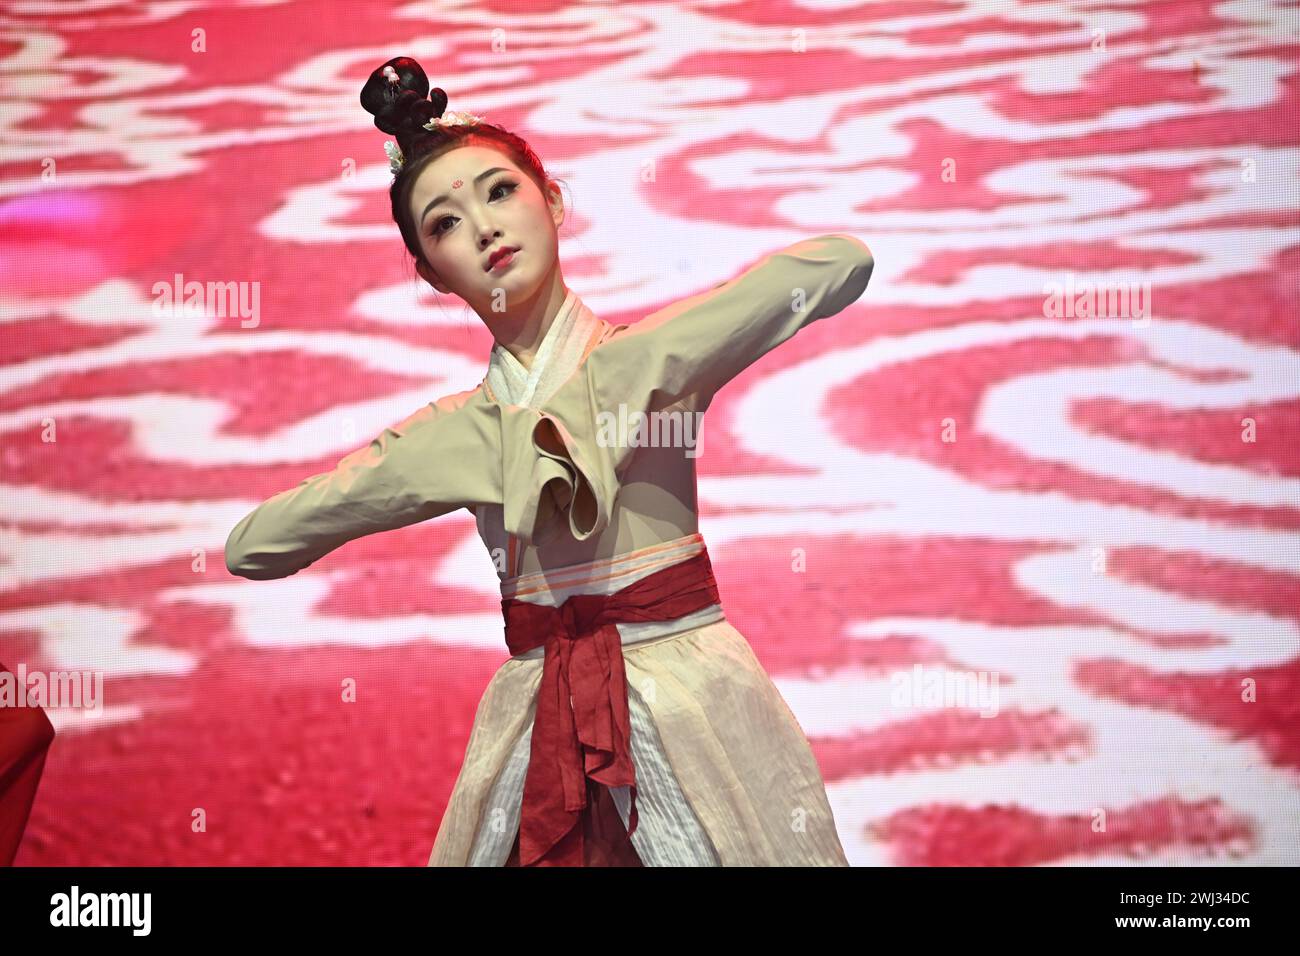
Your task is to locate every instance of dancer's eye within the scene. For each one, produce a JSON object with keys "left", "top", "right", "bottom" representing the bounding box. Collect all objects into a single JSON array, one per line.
[
  {"left": 429, "top": 179, "right": 519, "bottom": 237},
  {"left": 488, "top": 178, "right": 518, "bottom": 202}
]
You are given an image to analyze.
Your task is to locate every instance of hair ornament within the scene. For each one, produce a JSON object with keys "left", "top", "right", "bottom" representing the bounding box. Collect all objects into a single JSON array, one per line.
[
  {"left": 381, "top": 109, "right": 486, "bottom": 175},
  {"left": 365, "top": 57, "right": 485, "bottom": 176},
  {"left": 423, "top": 109, "right": 485, "bottom": 131},
  {"left": 384, "top": 140, "right": 405, "bottom": 174}
]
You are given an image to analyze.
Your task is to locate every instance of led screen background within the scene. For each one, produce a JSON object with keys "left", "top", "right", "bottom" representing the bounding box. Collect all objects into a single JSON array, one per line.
[{"left": 1, "top": 0, "right": 1298, "bottom": 865}]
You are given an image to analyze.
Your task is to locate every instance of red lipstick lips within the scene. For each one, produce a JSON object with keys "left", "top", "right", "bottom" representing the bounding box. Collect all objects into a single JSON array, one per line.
[{"left": 486, "top": 246, "right": 518, "bottom": 271}]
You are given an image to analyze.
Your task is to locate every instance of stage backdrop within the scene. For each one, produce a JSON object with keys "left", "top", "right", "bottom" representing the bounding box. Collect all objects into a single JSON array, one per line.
[{"left": 2, "top": 0, "right": 1298, "bottom": 866}]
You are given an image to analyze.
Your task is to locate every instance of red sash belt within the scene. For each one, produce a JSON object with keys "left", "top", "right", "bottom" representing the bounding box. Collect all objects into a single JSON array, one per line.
[{"left": 501, "top": 547, "right": 721, "bottom": 867}]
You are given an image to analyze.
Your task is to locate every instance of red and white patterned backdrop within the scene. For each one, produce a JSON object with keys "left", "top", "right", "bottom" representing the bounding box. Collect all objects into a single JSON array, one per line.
[{"left": 1, "top": 0, "right": 1297, "bottom": 866}]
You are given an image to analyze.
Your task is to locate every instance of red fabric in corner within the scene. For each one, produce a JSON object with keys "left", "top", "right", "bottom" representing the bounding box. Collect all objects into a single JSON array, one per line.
[{"left": 0, "top": 661, "right": 55, "bottom": 866}]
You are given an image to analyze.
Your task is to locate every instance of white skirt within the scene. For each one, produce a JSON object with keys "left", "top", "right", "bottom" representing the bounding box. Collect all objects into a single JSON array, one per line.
[{"left": 428, "top": 533, "right": 849, "bottom": 867}]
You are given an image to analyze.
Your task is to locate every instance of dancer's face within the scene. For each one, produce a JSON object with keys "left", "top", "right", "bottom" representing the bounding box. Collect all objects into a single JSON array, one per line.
[{"left": 410, "top": 144, "right": 564, "bottom": 309}]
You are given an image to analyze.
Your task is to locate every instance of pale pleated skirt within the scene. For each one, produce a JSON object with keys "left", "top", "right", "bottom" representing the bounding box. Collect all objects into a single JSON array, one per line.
[{"left": 427, "top": 533, "right": 849, "bottom": 867}]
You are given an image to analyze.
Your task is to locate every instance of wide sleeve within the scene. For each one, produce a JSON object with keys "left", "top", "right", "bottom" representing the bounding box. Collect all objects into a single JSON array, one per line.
[
  {"left": 225, "top": 393, "right": 581, "bottom": 579},
  {"left": 520, "top": 233, "right": 874, "bottom": 544}
]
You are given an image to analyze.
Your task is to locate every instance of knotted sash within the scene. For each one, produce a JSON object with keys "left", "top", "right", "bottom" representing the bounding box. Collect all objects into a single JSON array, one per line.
[{"left": 501, "top": 547, "right": 721, "bottom": 867}]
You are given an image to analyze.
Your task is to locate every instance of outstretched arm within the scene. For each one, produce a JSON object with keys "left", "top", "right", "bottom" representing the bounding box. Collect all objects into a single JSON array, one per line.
[
  {"left": 525, "top": 233, "right": 874, "bottom": 543},
  {"left": 227, "top": 235, "right": 876, "bottom": 569},
  {"left": 594, "top": 232, "right": 873, "bottom": 411},
  {"left": 225, "top": 394, "right": 504, "bottom": 580}
]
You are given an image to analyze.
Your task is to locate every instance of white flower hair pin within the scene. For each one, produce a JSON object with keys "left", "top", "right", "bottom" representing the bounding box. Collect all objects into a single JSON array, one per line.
[
  {"left": 381, "top": 113, "right": 486, "bottom": 175},
  {"left": 424, "top": 110, "right": 484, "bottom": 130},
  {"left": 383, "top": 140, "right": 404, "bottom": 174},
  {"left": 384, "top": 112, "right": 488, "bottom": 175}
]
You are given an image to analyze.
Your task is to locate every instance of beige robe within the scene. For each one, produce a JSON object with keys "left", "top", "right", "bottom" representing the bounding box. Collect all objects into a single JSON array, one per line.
[{"left": 225, "top": 234, "right": 875, "bottom": 865}]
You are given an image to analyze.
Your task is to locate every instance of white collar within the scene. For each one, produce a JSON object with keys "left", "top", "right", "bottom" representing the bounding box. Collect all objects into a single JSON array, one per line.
[{"left": 484, "top": 288, "right": 603, "bottom": 408}]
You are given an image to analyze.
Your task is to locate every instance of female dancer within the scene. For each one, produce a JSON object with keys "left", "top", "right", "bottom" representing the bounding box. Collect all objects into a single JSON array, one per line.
[{"left": 226, "top": 56, "right": 874, "bottom": 866}]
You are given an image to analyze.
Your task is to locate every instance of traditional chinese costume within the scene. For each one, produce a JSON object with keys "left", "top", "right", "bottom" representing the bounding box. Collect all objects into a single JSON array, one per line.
[{"left": 226, "top": 234, "right": 875, "bottom": 866}]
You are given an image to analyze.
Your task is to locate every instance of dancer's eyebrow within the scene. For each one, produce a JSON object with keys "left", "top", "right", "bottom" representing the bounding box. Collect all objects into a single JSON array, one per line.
[{"left": 422, "top": 167, "right": 509, "bottom": 225}]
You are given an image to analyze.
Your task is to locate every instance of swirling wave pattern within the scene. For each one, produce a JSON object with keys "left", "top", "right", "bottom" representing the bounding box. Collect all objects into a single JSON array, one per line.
[{"left": 0, "top": 0, "right": 1297, "bottom": 865}]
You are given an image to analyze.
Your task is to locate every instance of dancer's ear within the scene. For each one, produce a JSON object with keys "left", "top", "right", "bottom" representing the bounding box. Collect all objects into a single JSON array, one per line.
[{"left": 416, "top": 259, "right": 450, "bottom": 294}]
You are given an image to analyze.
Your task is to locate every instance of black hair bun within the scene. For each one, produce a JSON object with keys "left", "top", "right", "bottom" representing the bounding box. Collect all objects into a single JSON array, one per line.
[{"left": 360, "top": 56, "right": 449, "bottom": 146}]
